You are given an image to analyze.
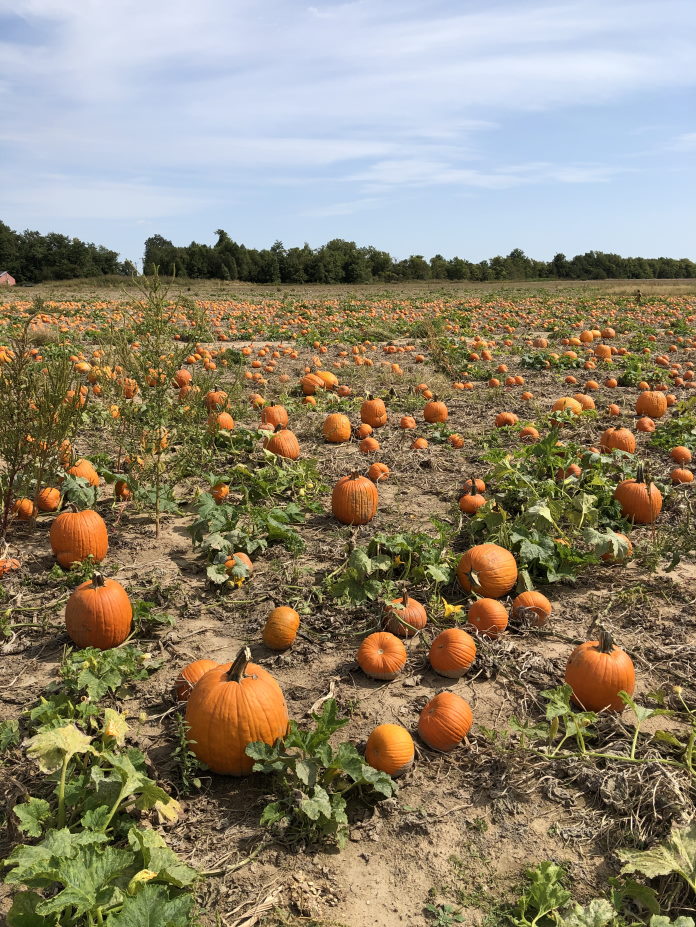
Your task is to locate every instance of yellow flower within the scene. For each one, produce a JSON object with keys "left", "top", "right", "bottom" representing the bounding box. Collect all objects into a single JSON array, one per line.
[{"left": 441, "top": 598, "right": 464, "bottom": 618}]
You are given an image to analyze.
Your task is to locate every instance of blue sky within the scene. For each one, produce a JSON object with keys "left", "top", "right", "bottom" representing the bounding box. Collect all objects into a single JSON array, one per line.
[{"left": 1, "top": 0, "right": 695, "bottom": 265}]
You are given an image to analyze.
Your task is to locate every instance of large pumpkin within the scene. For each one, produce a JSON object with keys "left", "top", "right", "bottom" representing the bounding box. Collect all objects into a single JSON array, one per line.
[
  {"left": 50, "top": 508, "right": 109, "bottom": 568},
  {"left": 457, "top": 543, "right": 517, "bottom": 598},
  {"left": 600, "top": 427, "right": 636, "bottom": 455},
  {"left": 67, "top": 458, "right": 100, "bottom": 487},
  {"left": 260, "top": 404, "right": 289, "bottom": 428},
  {"left": 635, "top": 390, "right": 667, "bottom": 419},
  {"left": 614, "top": 466, "right": 663, "bottom": 524},
  {"left": 263, "top": 425, "right": 300, "bottom": 460},
  {"left": 186, "top": 647, "right": 288, "bottom": 775},
  {"left": 360, "top": 396, "right": 388, "bottom": 428},
  {"left": 64, "top": 573, "right": 132, "bottom": 649},
  {"left": 331, "top": 472, "right": 378, "bottom": 525},
  {"left": 418, "top": 692, "right": 473, "bottom": 752},
  {"left": 364, "top": 724, "right": 414, "bottom": 777},
  {"left": 564, "top": 628, "right": 635, "bottom": 712}
]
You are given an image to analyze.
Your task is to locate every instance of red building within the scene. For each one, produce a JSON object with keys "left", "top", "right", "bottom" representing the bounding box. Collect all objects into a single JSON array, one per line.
[{"left": 0, "top": 271, "right": 16, "bottom": 286}]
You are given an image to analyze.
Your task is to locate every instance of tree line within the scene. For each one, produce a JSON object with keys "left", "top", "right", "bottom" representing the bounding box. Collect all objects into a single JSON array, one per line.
[
  {"left": 1, "top": 219, "right": 694, "bottom": 284},
  {"left": 0, "top": 221, "right": 135, "bottom": 283},
  {"left": 145, "top": 232, "right": 696, "bottom": 283}
]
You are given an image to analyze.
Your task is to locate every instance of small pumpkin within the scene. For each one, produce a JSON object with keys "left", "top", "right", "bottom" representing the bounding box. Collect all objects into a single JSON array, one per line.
[
  {"left": 225, "top": 552, "right": 253, "bottom": 580},
  {"left": 635, "top": 390, "right": 667, "bottom": 419},
  {"left": 50, "top": 508, "right": 109, "bottom": 568},
  {"left": 564, "top": 627, "right": 635, "bottom": 712},
  {"left": 671, "top": 468, "right": 694, "bottom": 484},
  {"left": 551, "top": 397, "right": 583, "bottom": 416},
  {"left": 357, "top": 631, "right": 407, "bottom": 680},
  {"left": 670, "top": 446, "right": 692, "bottom": 465},
  {"left": 383, "top": 589, "right": 427, "bottom": 637},
  {"left": 511, "top": 591, "right": 552, "bottom": 626},
  {"left": 418, "top": 692, "right": 473, "bottom": 752},
  {"left": 322, "top": 413, "right": 352, "bottom": 444},
  {"left": 174, "top": 659, "right": 219, "bottom": 702},
  {"left": 367, "top": 462, "right": 390, "bottom": 483},
  {"left": 262, "top": 606, "right": 301, "bottom": 650},
  {"left": 67, "top": 458, "right": 100, "bottom": 487},
  {"left": 600, "top": 427, "right": 636, "bottom": 455},
  {"left": 36, "top": 487, "right": 61, "bottom": 512},
  {"left": 428, "top": 628, "right": 477, "bottom": 678},
  {"left": 601, "top": 532, "right": 633, "bottom": 562},
  {"left": 365, "top": 724, "right": 414, "bottom": 777},
  {"left": 204, "top": 386, "right": 228, "bottom": 411},
  {"left": 459, "top": 482, "right": 486, "bottom": 515},
  {"left": 12, "top": 498, "right": 37, "bottom": 520},
  {"left": 332, "top": 472, "right": 378, "bottom": 525},
  {"left": 260, "top": 404, "right": 289, "bottom": 428},
  {"left": 467, "top": 598, "right": 508, "bottom": 638},
  {"left": 185, "top": 647, "right": 288, "bottom": 775},
  {"left": 457, "top": 543, "right": 517, "bottom": 599},
  {"left": 65, "top": 572, "right": 132, "bottom": 649},
  {"left": 423, "top": 397, "right": 448, "bottom": 423}
]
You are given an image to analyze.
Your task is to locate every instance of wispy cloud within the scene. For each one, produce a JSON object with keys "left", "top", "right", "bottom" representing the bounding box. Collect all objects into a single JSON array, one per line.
[{"left": 0, "top": 0, "right": 694, "bottom": 254}]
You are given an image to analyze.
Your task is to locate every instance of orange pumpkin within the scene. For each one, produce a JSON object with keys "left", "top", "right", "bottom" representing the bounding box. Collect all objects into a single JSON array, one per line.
[
  {"left": 428, "top": 628, "right": 477, "bottom": 678},
  {"left": 383, "top": 590, "right": 427, "bottom": 637},
  {"left": 174, "top": 659, "right": 219, "bottom": 702},
  {"left": 332, "top": 472, "right": 378, "bottom": 524},
  {"left": 565, "top": 628, "right": 635, "bottom": 712},
  {"left": 457, "top": 543, "right": 517, "bottom": 598},
  {"left": 262, "top": 606, "right": 301, "bottom": 650},
  {"left": 185, "top": 647, "right": 288, "bottom": 775},
  {"left": 467, "top": 598, "right": 509, "bottom": 638},
  {"left": 50, "top": 508, "right": 109, "bottom": 568},
  {"left": 365, "top": 724, "right": 414, "bottom": 777},
  {"left": 418, "top": 692, "right": 473, "bottom": 752},
  {"left": 64, "top": 573, "right": 132, "bottom": 650},
  {"left": 511, "top": 591, "right": 552, "bottom": 626},
  {"left": 614, "top": 466, "right": 662, "bottom": 524},
  {"left": 322, "top": 413, "right": 352, "bottom": 444},
  {"left": 357, "top": 631, "right": 407, "bottom": 680}
]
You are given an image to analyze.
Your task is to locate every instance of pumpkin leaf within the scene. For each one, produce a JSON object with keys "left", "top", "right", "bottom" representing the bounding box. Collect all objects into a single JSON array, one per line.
[
  {"left": 0, "top": 718, "right": 21, "bottom": 752},
  {"left": 105, "top": 884, "right": 195, "bottom": 927},
  {"left": 557, "top": 898, "right": 617, "bottom": 926},
  {"left": 5, "top": 890, "right": 45, "bottom": 927},
  {"left": 25, "top": 724, "right": 93, "bottom": 773},
  {"left": 619, "top": 822, "right": 696, "bottom": 892},
  {"left": 14, "top": 798, "right": 52, "bottom": 838},
  {"left": 542, "top": 685, "right": 573, "bottom": 720},
  {"left": 649, "top": 918, "right": 695, "bottom": 927}
]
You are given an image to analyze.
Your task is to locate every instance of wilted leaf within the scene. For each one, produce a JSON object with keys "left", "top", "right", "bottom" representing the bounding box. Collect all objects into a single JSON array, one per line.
[{"left": 25, "top": 725, "right": 93, "bottom": 773}]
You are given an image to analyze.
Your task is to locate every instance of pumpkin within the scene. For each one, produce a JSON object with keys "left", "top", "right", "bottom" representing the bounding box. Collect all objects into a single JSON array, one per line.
[
  {"left": 600, "top": 427, "right": 636, "bottom": 455},
  {"left": 225, "top": 552, "right": 253, "bottom": 578},
  {"left": 365, "top": 724, "right": 414, "bottom": 777},
  {"left": 573, "top": 393, "right": 595, "bottom": 411},
  {"left": 400, "top": 415, "right": 417, "bottom": 429},
  {"left": 357, "top": 631, "right": 407, "bottom": 680},
  {"left": 332, "top": 472, "right": 378, "bottom": 525},
  {"left": 552, "top": 397, "right": 583, "bottom": 416},
  {"left": 418, "top": 692, "right": 473, "bottom": 752},
  {"left": 360, "top": 396, "right": 388, "bottom": 428},
  {"left": 614, "top": 465, "right": 663, "bottom": 524},
  {"left": 185, "top": 647, "right": 288, "bottom": 775},
  {"left": 315, "top": 369, "right": 338, "bottom": 390},
  {"left": 671, "top": 468, "right": 694, "bottom": 484},
  {"left": 260, "top": 404, "right": 289, "bottom": 428},
  {"left": 367, "top": 462, "right": 390, "bottom": 483},
  {"left": 428, "top": 628, "right": 477, "bottom": 678},
  {"left": 601, "top": 532, "right": 633, "bottom": 562},
  {"left": 64, "top": 572, "right": 132, "bottom": 649},
  {"left": 670, "top": 446, "right": 692, "bottom": 465},
  {"left": 457, "top": 543, "right": 517, "bottom": 598},
  {"left": 462, "top": 478, "right": 486, "bottom": 493},
  {"left": 262, "top": 606, "right": 300, "bottom": 650},
  {"left": 67, "top": 458, "right": 100, "bottom": 487},
  {"left": 448, "top": 434, "right": 465, "bottom": 449},
  {"left": 33, "top": 487, "right": 60, "bottom": 513},
  {"left": 519, "top": 426, "right": 539, "bottom": 442},
  {"left": 410, "top": 437, "right": 428, "bottom": 449},
  {"left": 467, "top": 598, "right": 509, "bottom": 638},
  {"left": 359, "top": 436, "right": 381, "bottom": 453},
  {"left": 459, "top": 483, "right": 487, "bottom": 515},
  {"left": 114, "top": 480, "right": 132, "bottom": 500},
  {"left": 383, "top": 590, "right": 427, "bottom": 637},
  {"left": 301, "top": 373, "right": 325, "bottom": 395},
  {"left": 423, "top": 398, "right": 448, "bottom": 423},
  {"left": 635, "top": 390, "right": 667, "bottom": 419},
  {"left": 511, "top": 591, "right": 552, "bottom": 626},
  {"left": 495, "top": 412, "right": 518, "bottom": 427},
  {"left": 174, "top": 659, "right": 219, "bottom": 702},
  {"left": 564, "top": 627, "right": 635, "bottom": 712},
  {"left": 12, "top": 498, "right": 36, "bottom": 520},
  {"left": 322, "top": 413, "right": 351, "bottom": 444},
  {"left": 50, "top": 508, "right": 109, "bottom": 568},
  {"left": 263, "top": 425, "right": 300, "bottom": 460},
  {"left": 211, "top": 482, "right": 230, "bottom": 504},
  {"left": 636, "top": 416, "right": 655, "bottom": 433},
  {"left": 0, "top": 555, "right": 20, "bottom": 576},
  {"left": 208, "top": 411, "right": 235, "bottom": 432},
  {"left": 204, "top": 387, "right": 228, "bottom": 411}
]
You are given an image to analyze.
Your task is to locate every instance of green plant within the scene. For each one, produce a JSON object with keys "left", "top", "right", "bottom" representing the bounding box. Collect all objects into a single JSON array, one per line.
[
  {"left": 170, "top": 712, "right": 204, "bottom": 795},
  {"left": 246, "top": 699, "right": 397, "bottom": 848},
  {"left": 425, "top": 902, "right": 465, "bottom": 925}
]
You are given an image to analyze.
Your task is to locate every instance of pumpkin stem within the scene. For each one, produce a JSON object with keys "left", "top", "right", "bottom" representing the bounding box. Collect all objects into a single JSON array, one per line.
[
  {"left": 274, "top": 423, "right": 283, "bottom": 433},
  {"left": 91, "top": 572, "right": 106, "bottom": 588},
  {"left": 226, "top": 646, "right": 252, "bottom": 682},
  {"left": 349, "top": 470, "right": 359, "bottom": 480},
  {"left": 596, "top": 626, "right": 615, "bottom": 654},
  {"left": 636, "top": 463, "right": 646, "bottom": 484},
  {"left": 401, "top": 585, "right": 409, "bottom": 606}
]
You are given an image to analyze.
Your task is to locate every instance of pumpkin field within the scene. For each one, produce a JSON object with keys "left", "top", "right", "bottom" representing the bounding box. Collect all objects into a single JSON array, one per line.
[{"left": 0, "top": 278, "right": 695, "bottom": 927}]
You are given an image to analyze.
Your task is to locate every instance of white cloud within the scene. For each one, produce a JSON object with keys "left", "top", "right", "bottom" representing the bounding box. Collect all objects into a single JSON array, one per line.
[{"left": 0, "top": 0, "right": 694, "bottom": 234}]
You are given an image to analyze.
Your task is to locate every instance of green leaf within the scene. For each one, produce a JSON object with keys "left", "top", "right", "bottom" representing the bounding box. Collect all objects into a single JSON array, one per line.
[
  {"left": 515, "top": 862, "right": 571, "bottom": 924},
  {"left": 541, "top": 685, "right": 573, "bottom": 721},
  {"left": 300, "top": 785, "right": 332, "bottom": 821},
  {"left": 25, "top": 724, "right": 93, "bottom": 773},
  {"left": 649, "top": 918, "right": 695, "bottom": 927},
  {"left": 206, "top": 562, "right": 230, "bottom": 585},
  {"left": 81, "top": 806, "right": 113, "bottom": 832},
  {"left": 128, "top": 828, "right": 198, "bottom": 888},
  {"left": 14, "top": 798, "right": 51, "bottom": 838},
  {"left": 619, "top": 822, "right": 696, "bottom": 892},
  {"left": 6, "top": 890, "right": 45, "bottom": 927},
  {"left": 558, "top": 899, "right": 617, "bottom": 927},
  {"left": 35, "top": 844, "right": 133, "bottom": 918},
  {"left": 0, "top": 718, "right": 20, "bottom": 752},
  {"left": 105, "top": 883, "right": 195, "bottom": 927}
]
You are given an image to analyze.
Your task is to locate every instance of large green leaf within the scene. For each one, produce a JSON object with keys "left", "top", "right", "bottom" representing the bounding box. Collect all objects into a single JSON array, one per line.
[
  {"left": 105, "top": 884, "right": 195, "bottom": 927},
  {"left": 619, "top": 822, "right": 696, "bottom": 892}
]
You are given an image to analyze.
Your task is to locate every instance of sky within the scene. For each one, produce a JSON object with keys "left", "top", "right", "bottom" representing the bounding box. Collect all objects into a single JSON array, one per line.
[{"left": 1, "top": 0, "right": 695, "bottom": 265}]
